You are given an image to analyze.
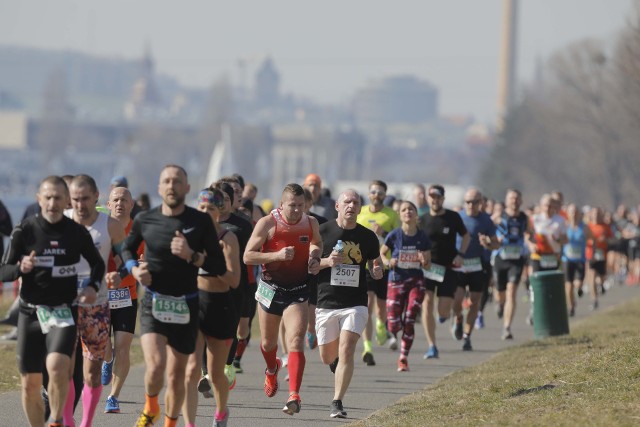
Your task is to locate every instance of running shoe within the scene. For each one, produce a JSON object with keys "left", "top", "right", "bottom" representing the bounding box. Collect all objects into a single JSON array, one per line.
[
  {"left": 496, "top": 304, "right": 504, "bottom": 319},
  {"left": 474, "top": 312, "right": 485, "bottom": 330},
  {"left": 263, "top": 357, "right": 282, "bottom": 397},
  {"left": 397, "top": 357, "right": 409, "bottom": 372},
  {"left": 213, "top": 408, "right": 230, "bottom": 427},
  {"left": 462, "top": 336, "right": 473, "bottom": 351},
  {"left": 423, "top": 345, "right": 439, "bottom": 359},
  {"left": 306, "top": 331, "right": 317, "bottom": 350},
  {"left": 388, "top": 333, "right": 398, "bottom": 351},
  {"left": 329, "top": 357, "right": 339, "bottom": 374},
  {"left": 48, "top": 423, "right": 63, "bottom": 427},
  {"left": 452, "top": 315, "right": 463, "bottom": 341},
  {"left": 501, "top": 327, "right": 513, "bottom": 340},
  {"left": 283, "top": 392, "right": 301, "bottom": 415},
  {"left": 101, "top": 356, "right": 114, "bottom": 386},
  {"left": 590, "top": 300, "right": 599, "bottom": 310},
  {"left": 375, "top": 319, "right": 388, "bottom": 346},
  {"left": 362, "top": 351, "right": 376, "bottom": 366},
  {"left": 224, "top": 364, "right": 236, "bottom": 391},
  {"left": 197, "top": 374, "right": 214, "bottom": 399},
  {"left": 281, "top": 353, "right": 289, "bottom": 368},
  {"left": 569, "top": 307, "right": 576, "bottom": 317},
  {"left": 232, "top": 358, "right": 243, "bottom": 374},
  {"left": 330, "top": 399, "right": 347, "bottom": 418},
  {"left": 438, "top": 316, "right": 448, "bottom": 324},
  {"left": 104, "top": 395, "right": 120, "bottom": 413},
  {"left": 135, "top": 411, "right": 159, "bottom": 427},
  {"left": 577, "top": 287, "right": 584, "bottom": 298}
]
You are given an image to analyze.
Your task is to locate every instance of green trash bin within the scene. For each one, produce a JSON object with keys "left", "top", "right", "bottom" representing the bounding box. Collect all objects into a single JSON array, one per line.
[{"left": 530, "top": 270, "right": 570, "bottom": 338}]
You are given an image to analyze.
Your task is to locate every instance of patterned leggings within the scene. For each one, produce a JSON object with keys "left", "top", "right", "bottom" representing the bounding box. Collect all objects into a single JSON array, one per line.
[{"left": 386, "top": 276, "right": 426, "bottom": 358}]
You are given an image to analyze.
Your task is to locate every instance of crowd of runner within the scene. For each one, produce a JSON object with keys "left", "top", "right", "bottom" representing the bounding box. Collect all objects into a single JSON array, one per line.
[{"left": 0, "top": 170, "right": 639, "bottom": 427}]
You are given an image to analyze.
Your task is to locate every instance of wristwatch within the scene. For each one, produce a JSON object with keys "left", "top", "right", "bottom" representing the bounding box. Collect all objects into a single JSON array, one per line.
[{"left": 190, "top": 251, "right": 200, "bottom": 265}]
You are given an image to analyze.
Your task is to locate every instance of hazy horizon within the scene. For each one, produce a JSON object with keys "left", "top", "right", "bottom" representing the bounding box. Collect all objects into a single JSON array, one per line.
[{"left": 0, "top": 0, "right": 633, "bottom": 122}]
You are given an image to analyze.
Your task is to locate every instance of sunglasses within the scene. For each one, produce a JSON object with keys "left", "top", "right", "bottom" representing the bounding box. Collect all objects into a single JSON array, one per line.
[{"left": 370, "top": 190, "right": 386, "bottom": 196}]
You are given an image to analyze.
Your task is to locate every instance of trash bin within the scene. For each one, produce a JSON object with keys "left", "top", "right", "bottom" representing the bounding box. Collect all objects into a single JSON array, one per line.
[{"left": 530, "top": 270, "right": 570, "bottom": 338}]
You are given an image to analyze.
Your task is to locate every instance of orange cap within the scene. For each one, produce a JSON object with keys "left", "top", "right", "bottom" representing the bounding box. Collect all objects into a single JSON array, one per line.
[{"left": 304, "top": 173, "right": 322, "bottom": 187}]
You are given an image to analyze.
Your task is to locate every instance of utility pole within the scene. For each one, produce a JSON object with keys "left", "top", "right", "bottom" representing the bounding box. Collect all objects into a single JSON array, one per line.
[{"left": 496, "top": 0, "right": 518, "bottom": 133}]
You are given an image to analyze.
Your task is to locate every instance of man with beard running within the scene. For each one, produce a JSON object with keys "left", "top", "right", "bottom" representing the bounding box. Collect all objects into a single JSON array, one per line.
[
  {"left": 419, "top": 184, "right": 469, "bottom": 359},
  {"left": 123, "top": 165, "right": 226, "bottom": 427}
]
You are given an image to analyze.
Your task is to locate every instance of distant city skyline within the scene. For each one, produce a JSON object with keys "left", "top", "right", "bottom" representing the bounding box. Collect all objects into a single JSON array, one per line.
[{"left": 0, "top": 0, "right": 633, "bottom": 122}]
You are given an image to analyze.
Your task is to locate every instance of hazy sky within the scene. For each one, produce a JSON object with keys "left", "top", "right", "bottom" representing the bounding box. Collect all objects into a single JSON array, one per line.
[{"left": 0, "top": 0, "right": 633, "bottom": 122}]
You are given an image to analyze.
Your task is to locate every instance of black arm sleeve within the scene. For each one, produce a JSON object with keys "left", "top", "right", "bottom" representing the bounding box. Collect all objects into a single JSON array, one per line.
[
  {"left": 200, "top": 215, "right": 227, "bottom": 276},
  {"left": 0, "top": 226, "right": 23, "bottom": 282},
  {"left": 0, "top": 201, "right": 13, "bottom": 237},
  {"left": 79, "top": 227, "right": 105, "bottom": 291},
  {"left": 121, "top": 216, "right": 143, "bottom": 264}
]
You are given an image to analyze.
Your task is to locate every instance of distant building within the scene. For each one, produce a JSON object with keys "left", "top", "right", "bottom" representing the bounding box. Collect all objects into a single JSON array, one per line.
[
  {"left": 254, "top": 56, "right": 281, "bottom": 108},
  {"left": 124, "top": 45, "right": 165, "bottom": 121},
  {"left": 352, "top": 75, "right": 438, "bottom": 127}
]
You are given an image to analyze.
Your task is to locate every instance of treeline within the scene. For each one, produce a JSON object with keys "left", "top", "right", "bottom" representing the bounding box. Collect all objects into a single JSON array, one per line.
[{"left": 481, "top": 4, "right": 640, "bottom": 208}]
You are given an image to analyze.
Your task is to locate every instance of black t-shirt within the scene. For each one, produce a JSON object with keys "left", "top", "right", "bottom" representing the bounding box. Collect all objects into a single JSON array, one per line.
[
  {"left": 0, "top": 215, "right": 105, "bottom": 306},
  {"left": 220, "top": 212, "right": 252, "bottom": 287},
  {"left": 418, "top": 209, "right": 467, "bottom": 265},
  {"left": 317, "top": 221, "right": 380, "bottom": 309},
  {"left": 122, "top": 206, "right": 226, "bottom": 296}
]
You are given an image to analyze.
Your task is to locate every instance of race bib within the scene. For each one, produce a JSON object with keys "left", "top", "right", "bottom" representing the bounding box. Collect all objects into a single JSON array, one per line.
[
  {"left": 330, "top": 264, "right": 360, "bottom": 287},
  {"left": 501, "top": 245, "right": 522, "bottom": 260},
  {"left": 593, "top": 249, "right": 605, "bottom": 261},
  {"left": 36, "top": 305, "right": 74, "bottom": 334},
  {"left": 539, "top": 255, "right": 559, "bottom": 269},
  {"left": 151, "top": 293, "right": 190, "bottom": 324},
  {"left": 456, "top": 257, "right": 482, "bottom": 273},
  {"left": 397, "top": 250, "right": 421, "bottom": 270},
  {"left": 423, "top": 263, "right": 446, "bottom": 282},
  {"left": 256, "top": 279, "right": 276, "bottom": 308},
  {"left": 108, "top": 288, "right": 132, "bottom": 309},
  {"left": 565, "top": 244, "right": 582, "bottom": 260}
]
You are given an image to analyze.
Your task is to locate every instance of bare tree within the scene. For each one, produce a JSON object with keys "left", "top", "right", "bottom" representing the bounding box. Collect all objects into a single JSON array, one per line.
[{"left": 481, "top": 5, "right": 640, "bottom": 207}]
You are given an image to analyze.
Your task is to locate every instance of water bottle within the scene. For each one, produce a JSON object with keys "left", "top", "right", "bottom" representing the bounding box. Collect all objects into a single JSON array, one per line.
[{"left": 333, "top": 240, "right": 344, "bottom": 253}]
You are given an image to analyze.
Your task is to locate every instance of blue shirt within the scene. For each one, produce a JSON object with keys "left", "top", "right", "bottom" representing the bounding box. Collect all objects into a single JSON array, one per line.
[
  {"left": 384, "top": 227, "right": 432, "bottom": 281},
  {"left": 494, "top": 211, "right": 529, "bottom": 260},
  {"left": 563, "top": 223, "right": 586, "bottom": 262},
  {"left": 458, "top": 211, "right": 496, "bottom": 261}
]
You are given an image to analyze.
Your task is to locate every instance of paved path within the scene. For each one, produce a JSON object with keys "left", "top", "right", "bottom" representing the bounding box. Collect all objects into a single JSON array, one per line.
[{"left": 1, "top": 283, "right": 638, "bottom": 426}]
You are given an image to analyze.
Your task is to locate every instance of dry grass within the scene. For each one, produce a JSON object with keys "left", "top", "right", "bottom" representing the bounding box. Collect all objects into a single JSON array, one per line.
[
  {"left": 0, "top": 292, "right": 144, "bottom": 393},
  {"left": 351, "top": 298, "right": 640, "bottom": 427}
]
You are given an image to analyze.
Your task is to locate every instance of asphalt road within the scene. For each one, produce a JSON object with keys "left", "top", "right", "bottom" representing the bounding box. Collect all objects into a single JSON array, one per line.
[{"left": 1, "top": 282, "right": 637, "bottom": 426}]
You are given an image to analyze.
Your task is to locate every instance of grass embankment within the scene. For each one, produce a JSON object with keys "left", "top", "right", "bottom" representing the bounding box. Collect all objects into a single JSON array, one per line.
[{"left": 353, "top": 298, "right": 640, "bottom": 426}]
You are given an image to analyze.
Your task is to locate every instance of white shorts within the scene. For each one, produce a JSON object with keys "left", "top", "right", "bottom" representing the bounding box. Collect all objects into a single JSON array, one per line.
[{"left": 315, "top": 306, "right": 368, "bottom": 346}]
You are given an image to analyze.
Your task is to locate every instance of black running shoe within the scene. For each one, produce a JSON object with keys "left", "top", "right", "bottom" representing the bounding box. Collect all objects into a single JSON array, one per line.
[{"left": 330, "top": 400, "right": 347, "bottom": 418}]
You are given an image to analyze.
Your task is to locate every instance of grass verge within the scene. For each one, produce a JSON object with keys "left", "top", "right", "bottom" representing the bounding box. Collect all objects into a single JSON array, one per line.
[{"left": 351, "top": 297, "right": 640, "bottom": 426}]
